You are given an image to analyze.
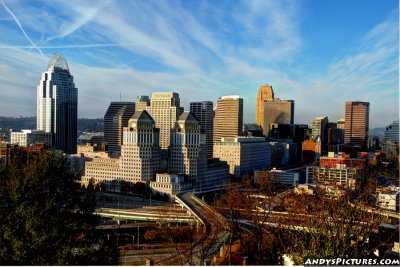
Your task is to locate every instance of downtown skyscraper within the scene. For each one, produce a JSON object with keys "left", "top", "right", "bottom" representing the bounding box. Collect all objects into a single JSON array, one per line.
[
  {"left": 256, "top": 83, "right": 274, "bottom": 130},
  {"left": 190, "top": 101, "right": 213, "bottom": 159},
  {"left": 37, "top": 53, "right": 77, "bottom": 154},
  {"left": 104, "top": 102, "right": 135, "bottom": 154},
  {"left": 345, "top": 101, "right": 370, "bottom": 148},
  {"left": 213, "top": 95, "right": 243, "bottom": 144},
  {"left": 145, "top": 92, "right": 183, "bottom": 150}
]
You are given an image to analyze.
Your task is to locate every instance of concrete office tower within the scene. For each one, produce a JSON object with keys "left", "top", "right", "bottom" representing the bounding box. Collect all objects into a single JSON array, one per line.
[
  {"left": 145, "top": 92, "right": 183, "bottom": 150},
  {"left": 213, "top": 95, "right": 243, "bottom": 144},
  {"left": 135, "top": 95, "right": 150, "bottom": 111},
  {"left": 337, "top": 118, "right": 346, "bottom": 129},
  {"left": 169, "top": 112, "right": 207, "bottom": 181},
  {"left": 311, "top": 116, "right": 328, "bottom": 151},
  {"left": 345, "top": 101, "right": 370, "bottom": 148},
  {"left": 262, "top": 99, "right": 294, "bottom": 137},
  {"left": 190, "top": 101, "right": 214, "bottom": 159},
  {"left": 120, "top": 110, "right": 161, "bottom": 182},
  {"left": 213, "top": 136, "right": 271, "bottom": 177},
  {"left": 37, "top": 53, "right": 77, "bottom": 154},
  {"left": 384, "top": 120, "right": 399, "bottom": 144},
  {"left": 104, "top": 102, "right": 135, "bottom": 154},
  {"left": 256, "top": 84, "right": 274, "bottom": 129},
  {"left": 337, "top": 118, "right": 346, "bottom": 144}
]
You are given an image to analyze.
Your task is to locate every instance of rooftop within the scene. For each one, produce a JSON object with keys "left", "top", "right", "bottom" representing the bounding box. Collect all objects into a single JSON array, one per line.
[{"left": 47, "top": 52, "right": 69, "bottom": 72}]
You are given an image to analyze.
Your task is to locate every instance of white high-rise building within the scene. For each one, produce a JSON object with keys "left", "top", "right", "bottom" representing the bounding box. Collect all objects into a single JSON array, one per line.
[
  {"left": 145, "top": 92, "right": 183, "bottom": 150},
  {"left": 37, "top": 53, "right": 78, "bottom": 154}
]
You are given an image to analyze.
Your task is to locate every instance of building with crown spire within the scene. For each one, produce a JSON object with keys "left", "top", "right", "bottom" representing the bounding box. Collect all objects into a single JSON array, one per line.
[{"left": 37, "top": 53, "right": 78, "bottom": 154}]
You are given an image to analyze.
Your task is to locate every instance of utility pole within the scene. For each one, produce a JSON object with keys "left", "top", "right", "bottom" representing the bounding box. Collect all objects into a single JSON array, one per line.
[{"left": 137, "top": 227, "right": 140, "bottom": 249}]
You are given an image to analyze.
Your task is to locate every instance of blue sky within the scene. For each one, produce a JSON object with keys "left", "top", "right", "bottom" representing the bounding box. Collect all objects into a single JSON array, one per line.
[{"left": 0, "top": 0, "right": 398, "bottom": 128}]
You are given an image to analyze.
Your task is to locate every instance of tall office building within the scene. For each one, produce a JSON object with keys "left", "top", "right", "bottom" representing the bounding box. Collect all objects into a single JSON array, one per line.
[
  {"left": 169, "top": 112, "right": 207, "bottom": 181},
  {"left": 213, "top": 95, "right": 243, "bottom": 144},
  {"left": 135, "top": 95, "right": 150, "bottom": 111},
  {"left": 37, "top": 53, "right": 78, "bottom": 154},
  {"left": 190, "top": 101, "right": 214, "bottom": 159},
  {"left": 120, "top": 110, "right": 161, "bottom": 182},
  {"left": 256, "top": 84, "right": 274, "bottom": 129},
  {"left": 145, "top": 92, "right": 183, "bottom": 150},
  {"left": 345, "top": 101, "right": 370, "bottom": 148},
  {"left": 82, "top": 110, "right": 161, "bottom": 187},
  {"left": 263, "top": 99, "right": 294, "bottom": 137},
  {"left": 104, "top": 102, "right": 135, "bottom": 154},
  {"left": 311, "top": 116, "right": 328, "bottom": 152}
]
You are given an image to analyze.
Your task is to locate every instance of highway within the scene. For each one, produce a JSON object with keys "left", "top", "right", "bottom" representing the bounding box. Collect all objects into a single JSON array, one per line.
[
  {"left": 96, "top": 205, "right": 197, "bottom": 223},
  {"left": 155, "top": 192, "right": 231, "bottom": 265}
]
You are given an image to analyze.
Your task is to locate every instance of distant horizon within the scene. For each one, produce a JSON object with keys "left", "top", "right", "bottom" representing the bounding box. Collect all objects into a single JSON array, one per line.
[
  {"left": 0, "top": 114, "right": 394, "bottom": 130},
  {"left": 0, "top": 0, "right": 398, "bottom": 128}
]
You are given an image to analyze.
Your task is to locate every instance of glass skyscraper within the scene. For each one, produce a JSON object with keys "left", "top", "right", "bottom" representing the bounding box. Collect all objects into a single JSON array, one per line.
[{"left": 37, "top": 53, "right": 78, "bottom": 154}]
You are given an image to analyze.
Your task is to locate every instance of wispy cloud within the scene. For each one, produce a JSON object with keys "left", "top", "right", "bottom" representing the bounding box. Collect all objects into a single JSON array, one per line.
[
  {"left": 0, "top": 0, "right": 45, "bottom": 60},
  {"left": 0, "top": 0, "right": 397, "bottom": 128}
]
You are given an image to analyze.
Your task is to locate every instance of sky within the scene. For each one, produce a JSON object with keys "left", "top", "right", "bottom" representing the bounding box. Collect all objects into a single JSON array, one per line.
[{"left": 0, "top": 0, "right": 398, "bottom": 128}]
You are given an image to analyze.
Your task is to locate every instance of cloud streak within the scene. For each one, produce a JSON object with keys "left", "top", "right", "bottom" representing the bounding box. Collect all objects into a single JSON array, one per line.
[
  {"left": 0, "top": 0, "right": 397, "bottom": 128},
  {"left": 0, "top": 0, "right": 45, "bottom": 60}
]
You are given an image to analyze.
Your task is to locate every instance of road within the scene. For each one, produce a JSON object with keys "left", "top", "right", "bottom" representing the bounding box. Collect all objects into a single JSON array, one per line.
[{"left": 155, "top": 192, "right": 231, "bottom": 265}]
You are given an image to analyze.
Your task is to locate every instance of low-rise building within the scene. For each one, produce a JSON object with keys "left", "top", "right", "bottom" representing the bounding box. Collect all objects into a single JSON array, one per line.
[
  {"left": 213, "top": 136, "right": 271, "bottom": 177},
  {"left": 377, "top": 188, "right": 399, "bottom": 211},
  {"left": 256, "top": 168, "right": 299, "bottom": 187},
  {"left": 11, "top": 129, "right": 52, "bottom": 148},
  {"left": 319, "top": 151, "right": 367, "bottom": 169},
  {"left": 150, "top": 173, "right": 191, "bottom": 200},
  {"left": 194, "top": 159, "right": 230, "bottom": 192},
  {"left": 306, "top": 164, "right": 359, "bottom": 188}
]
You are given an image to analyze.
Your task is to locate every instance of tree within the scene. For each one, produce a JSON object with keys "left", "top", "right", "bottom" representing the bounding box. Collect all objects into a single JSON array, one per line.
[
  {"left": 272, "top": 187, "right": 381, "bottom": 264},
  {"left": 0, "top": 149, "right": 118, "bottom": 265}
]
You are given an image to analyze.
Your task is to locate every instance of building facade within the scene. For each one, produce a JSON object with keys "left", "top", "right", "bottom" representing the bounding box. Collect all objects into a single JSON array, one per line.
[
  {"left": 135, "top": 95, "right": 150, "bottom": 111},
  {"left": 150, "top": 173, "right": 191, "bottom": 200},
  {"left": 82, "top": 110, "right": 161, "bottom": 187},
  {"left": 213, "top": 95, "right": 243, "bottom": 143},
  {"left": 319, "top": 152, "right": 367, "bottom": 169},
  {"left": 169, "top": 112, "right": 207, "bottom": 182},
  {"left": 255, "top": 169, "right": 299, "bottom": 187},
  {"left": 190, "top": 101, "right": 214, "bottom": 159},
  {"left": 262, "top": 99, "right": 294, "bottom": 137},
  {"left": 384, "top": 120, "right": 399, "bottom": 144},
  {"left": 104, "top": 102, "right": 135, "bottom": 154},
  {"left": 311, "top": 116, "right": 328, "bottom": 147},
  {"left": 306, "top": 165, "right": 359, "bottom": 188},
  {"left": 145, "top": 92, "right": 183, "bottom": 150},
  {"left": 345, "top": 101, "right": 370, "bottom": 148},
  {"left": 11, "top": 130, "right": 52, "bottom": 148},
  {"left": 120, "top": 111, "right": 161, "bottom": 182},
  {"left": 37, "top": 53, "right": 77, "bottom": 154},
  {"left": 213, "top": 136, "right": 271, "bottom": 177},
  {"left": 256, "top": 84, "right": 274, "bottom": 130}
]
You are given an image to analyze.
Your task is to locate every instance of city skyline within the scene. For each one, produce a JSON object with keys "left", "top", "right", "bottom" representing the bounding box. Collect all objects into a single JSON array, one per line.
[{"left": 0, "top": 0, "right": 398, "bottom": 128}]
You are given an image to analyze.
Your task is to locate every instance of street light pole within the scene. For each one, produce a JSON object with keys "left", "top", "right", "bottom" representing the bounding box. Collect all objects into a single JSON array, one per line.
[{"left": 137, "top": 227, "right": 140, "bottom": 249}]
